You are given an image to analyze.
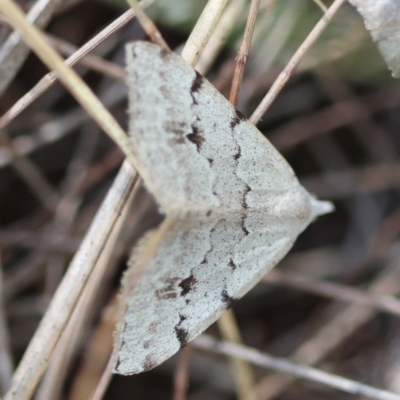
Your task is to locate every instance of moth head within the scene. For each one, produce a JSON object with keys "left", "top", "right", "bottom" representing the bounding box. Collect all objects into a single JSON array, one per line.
[{"left": 275, "top": 186, "right": 333, "bottom": 234}]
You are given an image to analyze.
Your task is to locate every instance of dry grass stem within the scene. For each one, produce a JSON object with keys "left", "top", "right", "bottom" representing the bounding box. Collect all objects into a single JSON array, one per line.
[
  {"left": 0, "top": 0, "right": 135, "bottom": 165},
  {"left": 4, "top": 161, "right": 138, "bottom": 400},
  {"left": 36, "top": 174, "right": 140, "bottom": 400},
  {"left": 256, "top": 257, "right": 400, "bottom": 399},
  {"left": 264, "top": 269, "right": 400, "bottom": 318},
  {"left": 195, "top": 0, "right": 247, "bottom": 75},
  {"left": 194, "top": 335, "right": 400, "bottom": 400},
  {"left": 126, "top": 0, "right": 169, "bottom": 50},
  {"left": 0, "top": 0, "right": 61, "bottom": 96},
  {"left": 229, "top": 0, "right": 261, "bottom": 105},
  {"left": 218, "top": 310, "right": 257, "bottom": 400},
  {"left": 0, "top": 0, "right": 155, "bottom": 130},
  {"left": 312, "top": 0, "right": 328, "bottom": 13},
  {"left": 173, "top": 344, "right": 193, "bottom": 400},
  {"left": 0, "top": 81, "right": 127, "bottom": 169},
  {"left": 181, "top": 0, "right": 229, "bottom": 66},
  {"left": 250, "top": 0, "right": 346, "bottom": 124},
  {"left": 0, "top": 130, "right": 60, "bottom": 212},
  {"left": 303, "top": 162, "right": 400, "bottom": 199},
  {"left": 45, "top": 34, "right": 127, "bottom": 81},
  {"left": 270, "top": 88, "right": 400, "bottom": 150},
  {"left": 89, "top": 357, "right": 114, "bottom": 400},
  {"left": 0, "top": 256, "right": 13, "bottom": 396}
]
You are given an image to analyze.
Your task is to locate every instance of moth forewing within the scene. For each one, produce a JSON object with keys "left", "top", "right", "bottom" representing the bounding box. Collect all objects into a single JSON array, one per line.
[
  {"left": 112, "top": 42, "right": 333, "bottom": 375},
  {"left": 349, "top": 0, "right": 400, "bottom": 78}
]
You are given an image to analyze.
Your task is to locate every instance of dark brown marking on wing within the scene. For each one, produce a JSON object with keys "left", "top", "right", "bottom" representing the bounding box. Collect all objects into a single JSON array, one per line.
[
  {"left": 221, "top": 289, "right": 237, "bottom": 309},
  {"left": 187, "top": 125, "right": 205, "bottom": 151},
  {"left": 179, "top": 275, "right": 197, "bottom": 296},
  {"left": 156, "top": 277, "right": 180, "bottom": 300},
  {"left": 174, "top": 314, "right": 189, "bottom": 348},
  {"left": 142, "top": 354, "right": 158, "bottom": 372}
]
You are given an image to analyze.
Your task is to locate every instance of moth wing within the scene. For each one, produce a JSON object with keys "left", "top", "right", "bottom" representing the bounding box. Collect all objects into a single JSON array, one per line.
[
  {"left": 126, "top": 42, "right": 325, "bottom": 214},
  {"left": 112, "top": 214, "right": 295, "bottom": 375},
  {"left": 349, "top": 0, "right": 400, "bottom": 78}
]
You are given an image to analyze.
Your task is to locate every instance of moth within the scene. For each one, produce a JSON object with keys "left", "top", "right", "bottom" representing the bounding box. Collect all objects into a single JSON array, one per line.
[
  {"left": 112, "top": 42, "right": 333, "bottom": 375},
  {"left": 349, "top": 0, "right": 400, "bottom": 78}
]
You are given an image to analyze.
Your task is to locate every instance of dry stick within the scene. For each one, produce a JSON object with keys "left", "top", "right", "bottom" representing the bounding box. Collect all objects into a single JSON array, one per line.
[
  {"left": 181, "top": 0, "right": 229, "bottom": 66},
  {"left": 256, "top": 258, "right": 400, "bottom": 400},
  {"left": 0, "top": 130, "right": 60, "bottom": 212},
  {"left": 229, "top": 0, "right": 260, "bottom": 105},
  {"left": 316, "top": 68, "right": 397, "bottom": 161},
  {"left": 75, "top": 198, "right": 157, "bottom": 400},
  {"left": 0, "top": 230, "right": 79, "bottom": 253},
  {"left": 36, "top": 129, "right": 101, "bottom": 398},
  {"left": 194, "top": 335, "right": 400, "bottom": 400},
  {"left": 239, "top": 0, "right": 301, "bottom": 108},
  {"left": 302, "top": 162, "right": 400, "bottom": 200},
  {"left": 126, "top": 0, "right": 170, "bottom": 50},
  {"left": 263, "top": 269, "right": 400, "bottom": 318},
  {"left": 0, "top": 254, "right": 13, "bottom": 396},
  {"left": 0, "top": 0, "right": 155, "bottom": 130},
  {"left": 56, "top": 127, "right": 101, "bottom": 224},
  {"left": 172, "top": 345, "right": 193, "bottom": 400},
  {"left": 298, "top": 19, "right": 367, "bottom": 72},
  {"left": 0, "top": 0, "right": 61, "bottom": 96},
  {"left": 371, "top": 208, "right": 400, "bottom": 257},
  {"left": 89, "top": 357, "right": 114, "bottom": 400},
  {"left": 3, "top": 253, "right": 47, "bottom": 302},
  {"left": 0, "top": 0, "right": 136, "bottom": 166},
  {"left": 36, "top": 177, "right": 140, "bottom": 400},
  {"left": 4, "top": 160, "right": 139, "bottom": 400},
  {"left": 312, "top": 0, "right": 328, "bottom": 13},
  {"left": 218, "top": 311, "right": 258, "bottom": 400},
  {"left": 0, "top": 80, "right": 127, "bottom": 169},
  {"left": 45, "top": 34, "right": 127, "bottom": 81},
  {"left": 270, "top": 88, "right": 400, "bottom": 151},
  {"left": 196, "top": 0, "right": 248, "bottom": 75},
  {"left": 249, "top": 0, "right": 346, "bottom": 125},
  {"left": 0, "top": 14, "right": 126, "bottom": 79}
]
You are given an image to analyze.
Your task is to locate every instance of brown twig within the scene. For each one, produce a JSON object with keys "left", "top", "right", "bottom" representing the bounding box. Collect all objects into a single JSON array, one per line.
[
  {"left": 0, "top": 0, "right": 61, "bottom": 96},
  {"left": 126, "top": 0, "right": 170, "bottom": 50},
  {"left": 249, "top": 0, "right": 346, "bottom": 124},
  {"left": 194, "top": 335, "right": 400, "bottom": 400},
  {"left": 270, "top": 88, "right": 400, "bottom": 151},
  {"left": 181, "top": 0, "right": 229, "bottom": 66},
  {"left": 0, "top": 0, "right": 136, "bottom": 165},
  {"left": 0, "top": 130, "right": 60, "bottom": 212},
  {"left": 0, "top": 253, "right": 13, "bottom": 396},
  {"left": 45, "top": 34, "right": 127, "bottom": 81},
  {"left": 4, "top": 161, "right": 138, "bottom": 400},
  {"left": 229, "top": 0, "right": 260, "bottom": 105},
  {"left": 0, "top": 80, "right": 127, "bottom": 170},
  {"left": 256, "top": 256, "right": 400, "bottom": 399},
  {"left": 195, "top": 0, "right": 248, "bottom": 75},
  {"left": 172, "top": 344, "right": 193, "bottom": 400},
  {"left": 302, "top": 162, "right": 400, "bottom": 199},
  {"left": 218, "top": 310, "right": 257, "bottom": 400},
  {"left": 264, "top": 269, "right": 400, "bottom": 318},
  {"left": 0, "top": 0, "right": 155, "bottom": 130}
]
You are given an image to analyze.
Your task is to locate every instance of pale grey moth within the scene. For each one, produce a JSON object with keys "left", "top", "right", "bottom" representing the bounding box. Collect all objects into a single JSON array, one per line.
[
  {"left": 112, "top": 41, "right": 333, "bottom": 375},
  {"left": 349, "top": 0, "right": 400, "bottom": 78}
]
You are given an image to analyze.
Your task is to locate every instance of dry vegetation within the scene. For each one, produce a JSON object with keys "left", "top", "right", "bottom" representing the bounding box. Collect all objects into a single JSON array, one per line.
[{"left": 1, "top": 0, "right": 400, "bottom": 399}]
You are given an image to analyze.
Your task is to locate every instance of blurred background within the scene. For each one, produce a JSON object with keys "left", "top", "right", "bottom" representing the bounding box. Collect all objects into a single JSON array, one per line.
[{"left": 1, "top": 0, "right": 400, "bottom": 399}]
